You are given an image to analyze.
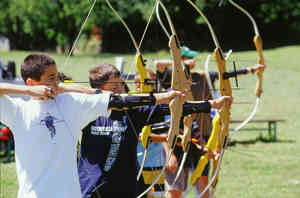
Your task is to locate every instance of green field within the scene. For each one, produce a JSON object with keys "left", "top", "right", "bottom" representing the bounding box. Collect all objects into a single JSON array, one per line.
[{"left": 0, "top": 45, "right": 300, "bottom": 198}]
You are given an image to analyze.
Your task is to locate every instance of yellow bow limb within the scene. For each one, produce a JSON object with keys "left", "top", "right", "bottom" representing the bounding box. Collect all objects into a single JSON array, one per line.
[
  {"left": 141, "top": 125, "right": 151, "bottom": 148},
  {"left": 190, "top": 114, "right": 221, "bottom": 184}
]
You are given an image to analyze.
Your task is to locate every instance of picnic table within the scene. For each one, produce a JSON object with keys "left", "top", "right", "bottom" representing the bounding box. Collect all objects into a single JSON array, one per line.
[{"left": 230, "top": 119, "right": 285, "bottom": 141}]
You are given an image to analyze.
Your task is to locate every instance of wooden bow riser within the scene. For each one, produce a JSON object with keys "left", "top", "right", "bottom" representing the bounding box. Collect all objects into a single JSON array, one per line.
[
  {"left": 214, "top": 48, "right": 231, "bottom": 146},
  {"left": 253, "top": 35, "right": 264, "bottom": 98},
  {"left": 167, "top": 35, "right": 194, "bottom": 151},
  {"left": 209, "top": 48, "right": 232, "bottom": 189}
]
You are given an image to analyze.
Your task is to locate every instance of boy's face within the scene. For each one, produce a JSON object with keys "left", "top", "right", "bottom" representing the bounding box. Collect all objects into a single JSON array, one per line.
[
  {"left": 27, "top": 64, "right": 59, "bottom": 90},
  {"left": 183, "top": 58, "right": 196, "bottom": 70},
  {"left": 101, "top": 76, "right": 124, "bottom": 94}
]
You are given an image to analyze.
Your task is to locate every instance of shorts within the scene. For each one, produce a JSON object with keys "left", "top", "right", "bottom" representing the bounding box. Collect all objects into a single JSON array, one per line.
[
  {"left": 164, "top": 165, "right": 209, "bottom": 192},
  {"left": 163, "top": 146, "right": 210, "bottom": 191}
]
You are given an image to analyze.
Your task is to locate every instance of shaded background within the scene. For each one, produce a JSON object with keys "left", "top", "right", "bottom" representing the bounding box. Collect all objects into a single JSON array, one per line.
[{"left": 0, "top": 0, "right": 299, "bottom": 52}]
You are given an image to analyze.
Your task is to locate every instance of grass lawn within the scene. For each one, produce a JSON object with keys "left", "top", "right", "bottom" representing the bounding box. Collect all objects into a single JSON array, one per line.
[{"left": 0, "top": 45, "right": 300, "bottom": 198}]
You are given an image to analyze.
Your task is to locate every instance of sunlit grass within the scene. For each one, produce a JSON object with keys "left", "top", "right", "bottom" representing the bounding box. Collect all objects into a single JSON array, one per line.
[{"left": 0, "top": 45, "right": 300, "bottom": 198}]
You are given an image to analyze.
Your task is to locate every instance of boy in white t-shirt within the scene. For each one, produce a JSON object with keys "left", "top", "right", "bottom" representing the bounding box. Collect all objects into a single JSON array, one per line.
[{"left": 0, "top": 54, "right": 185, "bottom": 198}]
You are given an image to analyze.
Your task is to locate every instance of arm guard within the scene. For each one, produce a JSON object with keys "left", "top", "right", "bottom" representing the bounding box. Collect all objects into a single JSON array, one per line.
[{"left": 108, "top": 93, "right": 156, "bottom": 110}]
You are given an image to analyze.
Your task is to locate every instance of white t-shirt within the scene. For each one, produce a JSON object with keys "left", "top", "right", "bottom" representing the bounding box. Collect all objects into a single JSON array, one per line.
[{"left": 0, "top": 92, "right": 111, "bottom": 198}]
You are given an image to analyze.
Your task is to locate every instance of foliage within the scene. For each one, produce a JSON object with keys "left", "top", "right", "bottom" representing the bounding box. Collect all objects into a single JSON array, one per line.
[
  {"left": 258, "top": 0, "right": 300, "bottom": 30},
  {"left": 0, "top": 0, "right": 299, "bottom": 51},
  {"left": 0, "top": 0, "right": 143, "bottom": 50}
]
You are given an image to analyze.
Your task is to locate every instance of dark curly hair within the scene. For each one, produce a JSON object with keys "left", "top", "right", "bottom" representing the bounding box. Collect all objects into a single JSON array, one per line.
[
  {"left": 21, "top": 54, "right": 56, "bottom": 83},
  {"left": 89, "top": 64, "right": 120, "bottom": 89}
]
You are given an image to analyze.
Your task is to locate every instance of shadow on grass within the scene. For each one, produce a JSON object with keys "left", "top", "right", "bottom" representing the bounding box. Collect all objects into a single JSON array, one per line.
[
  {"left": 229, "top": 134, "right": 295, "bottom": 147},
  {"left": 0, "top": 151, "right": 15, "bottom": 164}
]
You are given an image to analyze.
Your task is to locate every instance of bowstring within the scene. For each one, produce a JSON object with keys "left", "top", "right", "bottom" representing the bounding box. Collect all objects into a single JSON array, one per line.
[
  {"left": 137, "top": 1, "right": 180, "bottom": 197},
  {"left": 62, "top": 0, "right": 97, "bottom": 68},
  {"left": 104, "top": 0, "right": 158, "bottom": 142}
]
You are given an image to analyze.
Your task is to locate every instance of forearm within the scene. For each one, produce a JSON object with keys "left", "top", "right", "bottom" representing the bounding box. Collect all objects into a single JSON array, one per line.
[
  {"left": 150, "top": 133, "right": 167, "bottom": 143},
  {"left": 153, "top": 92, "right": 174, "bottom": 104},
  {"left": 108, "top": 93, "right": 156, "bottom": 109},
  {"left": 224, "top": 67, "right": 249, "bottom": 79},
  {"left": 0, "top": 83, "right": 29, "bottom": 96},
  {"left": 108, "top": 90, "right": 182, "bottom": 109},
  {"left": 58, "top": 83, "right": 96, "bottom": 94},
  {"left": 212, "top": 68, "right": 249, "bottom": 80},
  {"left": 182, "top": 101, "right": 211, "bottom": 115},
  {"left": 150, "top": 101, "right": 211, "bottom": 118}
]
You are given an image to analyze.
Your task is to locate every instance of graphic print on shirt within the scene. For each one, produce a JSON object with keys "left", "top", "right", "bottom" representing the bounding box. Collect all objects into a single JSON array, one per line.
[
  {"left": 40, "top": 112, "right": 64, "bottom": 143},
  {"left": 91, "top": 118, "right": 127, "bottom": 172}
]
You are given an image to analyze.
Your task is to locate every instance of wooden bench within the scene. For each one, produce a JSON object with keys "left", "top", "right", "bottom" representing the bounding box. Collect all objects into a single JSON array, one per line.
[{"left": 230, "top": 119, "right": 285, "bottom": 141}]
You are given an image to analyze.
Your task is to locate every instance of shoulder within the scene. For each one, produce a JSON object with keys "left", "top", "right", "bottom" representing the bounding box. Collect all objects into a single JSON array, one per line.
[
  {"left": 54, "top": 93, "right": 86, "bottom": 107},
  {"left": 55, "top": 92, "right": 93, "bottom": 102},
  {"left": 0, "top": 95, "right": 26, "bottom": 105},
  {"left": 56, "top": 92, "right": 85, "bottom": 99}
]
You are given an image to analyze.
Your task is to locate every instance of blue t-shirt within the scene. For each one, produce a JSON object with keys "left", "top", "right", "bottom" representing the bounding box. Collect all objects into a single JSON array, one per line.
[
  {"left": 137, "top": 114, "right": 170, "bottom": 168},
  {"left": 137, "top": 142, "right": 164, "bottom": 168}
]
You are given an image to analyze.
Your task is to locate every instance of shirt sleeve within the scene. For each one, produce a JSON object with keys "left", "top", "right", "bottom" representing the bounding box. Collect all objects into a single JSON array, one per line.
[
  {"left": 140, "top": 101, "right": 211, "bottom": 126},
  {"left": 0, "top": 95, "right": 23, "bottom": 129},
  {"left": 147, "top": 101, "right": 211, "bottom": 121},
  {"left": 57, "top": 93, "right": 111, "bottom": 130}
]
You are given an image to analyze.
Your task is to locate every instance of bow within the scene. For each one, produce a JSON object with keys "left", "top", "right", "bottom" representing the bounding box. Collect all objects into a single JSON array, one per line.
[
  {"left": 60, "top": 1, "right": 160, "bottom": 197},
  {"left": 63, "top": 0, "right": 97, "bottom": 68},
  {"left": 136, "top": 51, "right": 155, "bottom": 181},
  {"left": 156, "top": 0, "right": 196, "bottom": 185},
  {"left": 227, "top": 0, "right": 265, "bottom": 137},
  {"left": 137, "top": 1, "right": 195, "bottom": 196},
  {"left": 186, "top": 1, "right": 232, "bottom": 197},
  {"left": 104, "top": 0, "right": 159, "bottom": 182}
]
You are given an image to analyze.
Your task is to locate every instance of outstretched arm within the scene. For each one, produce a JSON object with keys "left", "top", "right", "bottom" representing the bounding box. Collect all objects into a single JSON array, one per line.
[
  {"left": 0, "top": 83, "right": 56, "bottom": 100},
  {"left": 57, "top": 83, "right": 96, "bottom": 94},
  {"left": 210, "top": 63, "right": 266, "bottom": 81},
  {"left": 108, "top": 90, "right": 185, "bottom": 109}
]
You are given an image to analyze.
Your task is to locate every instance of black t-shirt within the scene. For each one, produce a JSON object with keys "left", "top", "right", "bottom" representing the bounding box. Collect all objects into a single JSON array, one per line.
[{"left": 78, "top": 106, "right": 166, "bottom": 197}]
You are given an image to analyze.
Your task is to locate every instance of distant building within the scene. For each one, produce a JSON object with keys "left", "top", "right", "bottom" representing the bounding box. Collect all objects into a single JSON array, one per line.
[
  {"left": 0, "top": 60, "right": 29, "bottom": 100},
  {"left": 0, "top": 36, "right": 10, "bottom": 51}
]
